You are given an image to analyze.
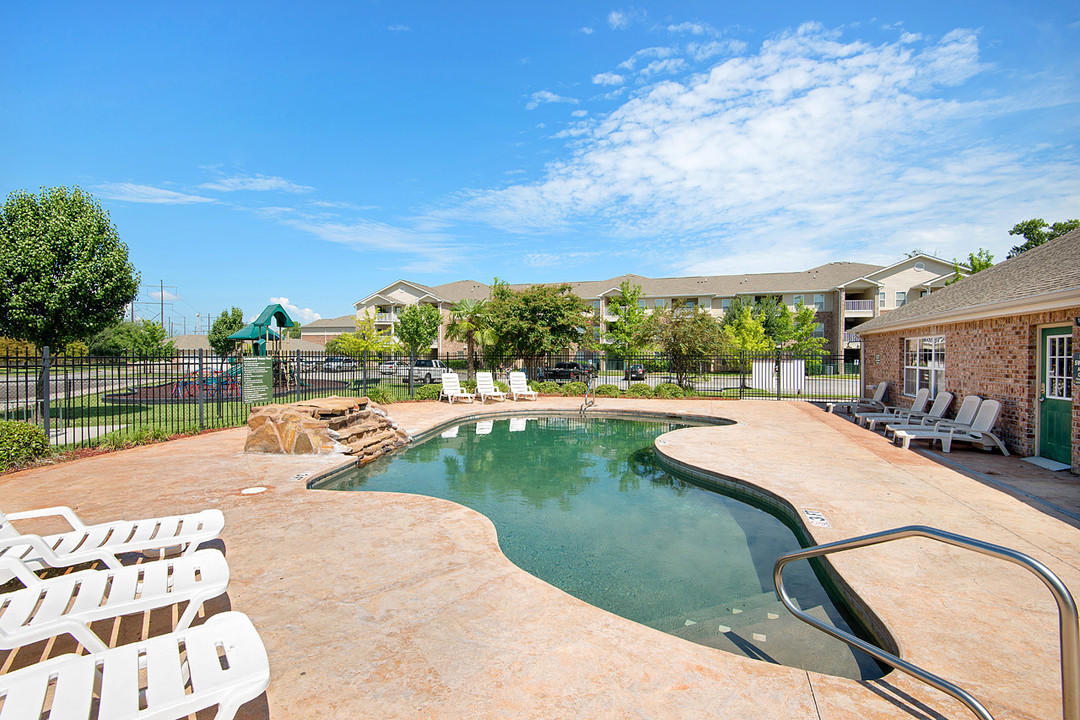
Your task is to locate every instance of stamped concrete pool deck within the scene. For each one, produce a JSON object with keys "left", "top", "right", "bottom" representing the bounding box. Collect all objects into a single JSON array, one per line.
[{"left": 2, "top": 398, "right": 1078, "bottom": 719}]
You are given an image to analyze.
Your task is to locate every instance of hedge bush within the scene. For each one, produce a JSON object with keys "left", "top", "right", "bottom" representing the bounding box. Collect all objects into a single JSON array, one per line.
[
  {"left": 536, "top": 381, "right": 561, "bottom": 395},
  {"left": 365, "top": 385, "right": 395, "bottom": 404},
  {"left": 0, "top": 420, "right": 49, "bottom": 471},
  {"left": 626, "top": 383, "right": 654, "bottom": 398},
  {"left": 594, "top": 383, "right": 621, "bottom": 397},
  {"left": 562, "top": 381, "right": 588, "bottom": 396},
  {"left": 494, "top": 380, "right": 510, "bottom": 393},
  {"left": 413, "top": 384, "right": 442, "bottom": 400},
  {"left": 654, "top": 382, "right": 685, "bottom": 399},
  {"left": 100, "top": 426, "right": 169, "bottom": 451}
]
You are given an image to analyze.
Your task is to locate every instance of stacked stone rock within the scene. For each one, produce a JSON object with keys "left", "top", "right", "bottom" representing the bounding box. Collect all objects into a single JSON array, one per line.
[{"left": 244, "top": 396, "right": 410, "bottom": 464}]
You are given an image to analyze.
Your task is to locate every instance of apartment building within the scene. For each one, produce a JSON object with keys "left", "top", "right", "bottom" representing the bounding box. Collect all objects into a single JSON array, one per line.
[{"left": 347, "top": 255, "right": 958, "bottom": 360}]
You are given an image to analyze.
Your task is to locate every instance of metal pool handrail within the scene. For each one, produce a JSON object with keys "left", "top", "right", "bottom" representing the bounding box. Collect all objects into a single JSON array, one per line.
[
  {"left": 773, "top": 525, "right": 1079, "bottom": 720},
  {"left": 580, "top": 376, "right": 596, "bottom": 415}
]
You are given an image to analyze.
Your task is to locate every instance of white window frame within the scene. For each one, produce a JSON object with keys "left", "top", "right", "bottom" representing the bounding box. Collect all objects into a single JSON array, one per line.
[
  {"left": 792, "top": 294, "right": 804, "bottom": 307},
  {"left": 904, "top": 336, "right": 945, "bottom": 397},
  {"left": 813, "top": 293, "right": 825, "bottom": 311},
  {"left": 896, "top": 291, "right": 907, "bottom": 307},
  {"left": 812, "top": 323, "right": 825, "bottom": 338},
  {"left": 721, "top": 298, "right": 732, "bottom": 312},
  {"left": 878, "top": 291, "right": 886, "bottom": 308}
]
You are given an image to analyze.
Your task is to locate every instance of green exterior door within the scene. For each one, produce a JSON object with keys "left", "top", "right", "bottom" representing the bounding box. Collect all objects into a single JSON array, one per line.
[{"left": 1039, "top": 326, "right": 1073, "bottom": 464}]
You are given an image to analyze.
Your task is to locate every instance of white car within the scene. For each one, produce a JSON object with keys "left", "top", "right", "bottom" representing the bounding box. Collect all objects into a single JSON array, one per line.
[{"left": 378, "top": 360, "right": 410, "bottom": 378}]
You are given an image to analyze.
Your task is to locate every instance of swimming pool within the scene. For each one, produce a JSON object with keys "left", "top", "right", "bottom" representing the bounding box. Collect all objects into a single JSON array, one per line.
[{"left": 314, "top": 414, "right": 884, "bottom": 680}]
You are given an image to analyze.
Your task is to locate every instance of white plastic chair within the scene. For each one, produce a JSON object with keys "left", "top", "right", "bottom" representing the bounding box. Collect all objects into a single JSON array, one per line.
[
  {"left": 475, "top": 372, "right": 507, "bottom": 402},
  {"left": 887, "top": 394, "right": 976, "bottom": 437},
  {"left": 508, "top": 371, "right": 538, "bottom": 401},
  {"left": 0, "top": 549, "right": 229, "bottom": 653},
  {"left": 0, "top": 506, "right": 224, "bottom": 579},
  {"left": 439, "top": 372, "right": 475, "bottom": 404},
  {"left": 855, "top": 387, "right": 930, "bottom": 429},
  {"left": 826, "top": 382, "right": 887, "bottom": 415},
  {"left": 0, "top": 611, "right": 270, "bottom": 720},
  {"left": 893, "top": 399, "right": 1009, "bottom": 454}
]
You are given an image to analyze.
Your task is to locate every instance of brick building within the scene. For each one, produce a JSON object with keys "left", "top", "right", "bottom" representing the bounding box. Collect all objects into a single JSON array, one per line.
[{"left": 854, "top": 230, "right": 1080, "bottom": 473}]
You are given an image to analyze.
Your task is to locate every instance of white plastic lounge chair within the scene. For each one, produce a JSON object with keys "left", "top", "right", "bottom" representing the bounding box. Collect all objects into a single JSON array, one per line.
[
  {"left": 508, "top": 371, "right": 538, "bottom": 401},
  {"left": 893, "top": 399, "right": 1009, "bottom": 454},
  {"left": 826, "top": 382, "right": 887, "bottom": 415},
  {"left": 0, "top": 506, "right": 224, "bottom": 579},
  {"left": 0, "top": 611, "right": 270, "bottom": 720},
  {"left": 890, "top": 390, "right": 953, "bottom": 426},
  {"left": 855, "top": 387, "right": 931, "bottom": 430},
  {"left": 475, "top": 420, "right": 493, "bottom": 435},
  {"left": 475, "top": 371, "right": 507, "bottom": 402},
  {"left": 887, "top": 394, "right": 976, "bottom": 437},
  {"left": 439, "top": 372, "right": 475, "bottom": 404},
  {"left": 0, "top": 549, "right": 229, "bottom": 653}
]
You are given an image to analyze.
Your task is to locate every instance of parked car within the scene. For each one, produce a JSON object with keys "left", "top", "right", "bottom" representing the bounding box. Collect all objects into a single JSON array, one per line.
[
  {"left": 410, "top": 358, "right": 449, "bottom": 384},
  {"left": 300, "top": 357, "right": 324, "bottom": 372},
  {"left": 378, "top": 359, "right": 410, "bottom": 379},
  {"left": 623, "top": 364, "right": 645, "bottom": 381},
  {"left": 323, "top": 356, "right": 358, "bottom": 372},
  {"left": 541, "top": 361, "right": 598, "bottom": 384}
]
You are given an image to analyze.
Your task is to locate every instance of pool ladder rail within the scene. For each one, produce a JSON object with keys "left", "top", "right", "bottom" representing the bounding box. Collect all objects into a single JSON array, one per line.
[
  {"left": 774, "top": 525, "right": 1079, "bottom": 720},
  {"left": 580, "top": 376, "right": 597, "bottom": 416}
]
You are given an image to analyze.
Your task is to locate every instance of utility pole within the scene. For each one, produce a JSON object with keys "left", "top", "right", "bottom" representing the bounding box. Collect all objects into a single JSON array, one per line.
[{"left": 159, "top": 280, "right": 164, "bottom": 325}]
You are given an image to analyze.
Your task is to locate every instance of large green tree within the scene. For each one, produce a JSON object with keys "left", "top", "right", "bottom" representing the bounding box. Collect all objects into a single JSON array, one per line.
[
  {"left": 328, "top": 312, "right": 400, "bottom": 357},
  {"left": 947, "top": 248, "right": 994, "bottom": 285},
  {"left": 1007, "top": 218, "right": 1080, "bottom": 258},
  {"left": 487, "top": 280, "right": 589, "bottom": 370},
  {"left": 208, "top": 307, "right": 245, "bottom": 357},
  {"left": 445, "top": 298, "right": 495, "bottom": 380},
  {"left": 0, "top": 186, "right": 139, "bottom": 351},
  {"left": 653, "top": 301, "right": 726, "bottom": 389},
  {"left": 88, "top": 320, "right": 175, "bottom": 357},
  {"left": 720, "top": 304, "right": 772, "bottom": 352},
  {"left": 604, "top": 281, "right": 655, "bottom": 359},
  {"left": 395, "top": 303, "right": 442, "bottom": 358}
]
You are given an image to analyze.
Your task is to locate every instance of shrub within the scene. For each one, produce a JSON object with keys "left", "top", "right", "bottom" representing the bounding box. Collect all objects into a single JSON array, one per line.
[
  {"left": 100, "top": 426, "right": 169, "bottom": 451},
  {"left": 462, "top": 379, "right": 477, "bottom": 392},
  {"left": 494, "top": 380, "right": 509, "bottom": 393},
  {"left": 413, "top": 384, "right": 441, "bottom": 400},
  {"left": 595, "top": 384, "right": 620, "bottom": 397},
  {"left": 364, "top": 385, "right": 395, "bottom": 404},
  {"left": 562, "top": 381, "right": 588, "bottom": 396},
  {"left": 0, "top": 420, "right": 49, "bottom": 470},
  {"left": 446, "top": 358, "right": 467, "bottom": 370},
  {"left": 536, "top": 381, "right": 561, "bottom": 395},
  {"left": 654, "top": 382, "right": 684, "bottom": 399},
  {"left": 626, "top": 383, "right": 653, "bottom": 398}
]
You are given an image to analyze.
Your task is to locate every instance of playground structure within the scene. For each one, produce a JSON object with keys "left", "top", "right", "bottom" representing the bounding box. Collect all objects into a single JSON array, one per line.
[{"left": 226, "top": 303, "right": 302, "bottom": 393}]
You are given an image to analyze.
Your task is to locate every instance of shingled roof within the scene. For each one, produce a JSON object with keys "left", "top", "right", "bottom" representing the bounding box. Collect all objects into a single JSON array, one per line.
[{"left": 856, "top": 229, "right": 1080, "bottom": 335}]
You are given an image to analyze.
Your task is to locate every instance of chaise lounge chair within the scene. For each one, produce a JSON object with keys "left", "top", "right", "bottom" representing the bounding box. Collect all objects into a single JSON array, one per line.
[
  {"left": 886, "top": 395, "right": 980, "bottom": 438},
  {"left": 475, "top": 372, "right": 507, "bottom": 402},
  {"left": 0, "top": 611, "right": 270, "bottom": 720},
  {"left": 893, "top": 399, "right": 1009, "bottom": 454},
  {"left": 508, "top": 371, "right": 538, "bottom": 401},
  {"left": 0, "top": 549, "right": 229, "bottom": 653},
  {"left": 826, "top": 382, "right": 887, "bottom": 415},
  {"left": 855, "top": 387, "right": 931, "bottom": 430},
  {"left": 439, "top": 372, "right": 475, "bottom": 404},
  {"left": 0, "top": 506, "right": 224, "bottom": 579}
]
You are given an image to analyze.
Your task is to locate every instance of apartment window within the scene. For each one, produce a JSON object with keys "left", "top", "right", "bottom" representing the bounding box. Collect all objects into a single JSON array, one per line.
[
  {"left": 637, "top": 299, "right": 647, "bottom": 309},
  {"left": 591, "top": 300, "right": 602, "bottom": 312},
  {"left": 896, "top": 291, "right": 907, "bottom": 307},
  {"left": 683, "top": 298, "right": 697, "bottom": 309},
  {"left": 792, "top": 294, "right": 804, "bottom": 306},
  {"left": 721, "top": 298, "right": 732, "bottom": 312},
  {"left": 655, "top": 299, "right": 668, "bottom": 309},
  {"left": 813, "top": 323, "right": 825, "bottom": 338},
  {"left": 904, "top": 336, "right": 945, "bottom": 397},
  {"left": 878, "top": 291, "right": 886, "bottom": 308},
  {"left": 813, "top": 293, "right": 825, "bottom": 311}
]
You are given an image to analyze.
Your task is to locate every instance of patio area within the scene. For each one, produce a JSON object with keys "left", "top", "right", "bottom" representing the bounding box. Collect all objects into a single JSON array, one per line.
[{"left": 1, "top": 398, "right": 1077, "bottom": 719}]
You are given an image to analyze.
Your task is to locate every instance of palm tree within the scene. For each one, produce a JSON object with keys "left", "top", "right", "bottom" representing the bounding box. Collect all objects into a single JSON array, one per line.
[{"left": 446, "top": 298, "right": 495, "bottom": 381}]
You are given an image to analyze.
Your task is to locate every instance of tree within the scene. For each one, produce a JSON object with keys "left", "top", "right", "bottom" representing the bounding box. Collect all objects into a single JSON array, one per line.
[
  {"left": 785, "top": 304, "right": 827, "bottom": 356},
  {"left": 329, "top": 312, "right": 399, "bottom": 357},
  {"left": 604, "top": 281, "right": 655, "bottom": 359},
  {"left": 947, "top": 248, "right": 994, "bottom": 285},
  {"left": 88, "top": 320, "right": 175, "bottom": 357},
  {"left": 445, "top": 299, "right": 495, "bottom": 380},
  {"left": 283, "top": 324, "right": 302, "bottom": 339},
  {"left": 1007, "top": 218, "right": 1080, "bottom": 258},
  {"left": 653, "top": 302, "right": 726, "bottom": 389},
  {"left": 395, "top": 303, "right": 442, "bottom": 358},
  {"left": 720, "top": 304, "right": 772, "bottom": 353},
  {"left": 208, "top": 308, "right": 245, "bottom": 357},
  {"left": 0, "top": 186, "right": 139, "bottom": 351},
  {"left": 486, "top": 280, "right": 589, "bottom": 371}
]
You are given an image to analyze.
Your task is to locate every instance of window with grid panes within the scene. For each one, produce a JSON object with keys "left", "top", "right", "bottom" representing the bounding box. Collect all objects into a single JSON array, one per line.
[{"left": 904, "top": 336, "right": 945, "bottom": 396}]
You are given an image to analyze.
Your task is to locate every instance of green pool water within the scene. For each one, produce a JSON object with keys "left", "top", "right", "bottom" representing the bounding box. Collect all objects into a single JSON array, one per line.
[{"left": 316, "top": 414, "right": 884, "bottom": 680}]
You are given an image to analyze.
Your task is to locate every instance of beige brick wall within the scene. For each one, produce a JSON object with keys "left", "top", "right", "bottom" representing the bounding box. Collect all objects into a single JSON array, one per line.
[{"left": 861, "top": 307, "right": 1079, "bottom": 473}]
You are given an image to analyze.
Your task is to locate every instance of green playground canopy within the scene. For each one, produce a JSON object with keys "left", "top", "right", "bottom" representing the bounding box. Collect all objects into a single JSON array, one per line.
[
  {"left": 226, "top": 304, "right": 296, "bottom": 355},
  {"left": 226, "top": 324, "right": 281, "bottom": 341}
]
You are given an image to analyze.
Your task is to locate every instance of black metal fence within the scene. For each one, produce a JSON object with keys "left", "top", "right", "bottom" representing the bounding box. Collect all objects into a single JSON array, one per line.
[{"left": 0, "top": 348, "right": 860, "bottom": 449}]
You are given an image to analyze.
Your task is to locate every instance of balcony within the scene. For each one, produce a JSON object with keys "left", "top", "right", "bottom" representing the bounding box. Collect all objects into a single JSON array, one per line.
[
  {"left": 843, "top": 332, "right": 862, "bottom": 346},
  {"left": 844, "top": 299, "right": 875, "bottom": 317},
  {"left": 374, "top": 313, "right": 394, "bottom": 323}
]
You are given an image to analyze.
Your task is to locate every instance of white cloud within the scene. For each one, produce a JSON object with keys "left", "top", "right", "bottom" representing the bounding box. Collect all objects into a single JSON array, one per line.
[
  {"left": 571, "top": 109, "right": 589, "bottom": 117},
  {"left": 592, "top": 72, "right": 625, "bottom": 86},
  {"left": 95, "top": 183, "right": 216, "bottom": 204},
  {"left": 608, "top": 11, "right": 629, "bottom": 30},
  {"left": 526, "top": 90, "right": 580, "bottom": 110},
  {"left": 149, "top": 289, "right": 183, "bottom": 302},
  {"left": 579, "top": 26, "right": 594, "bottom": 35},
  {"left": 525, "top": 251, "right": 603, "bottom": 267},
  {"left": 455, "top": 24, "right": 1080, "bottom": 269},
  {"left": 199, "top": 173, "right": 314, "bottom": 193},
  {"left": 686, "top": 39, "right": 747, "bottom": 61},
  {"left": 282, "top": 216, "right": 458, "bottom": 255},
  {"left": 618, "top": 46, "right": 676, "bottom": 71},
  {"left": 269, "top": 297, "right": 321, "bottom": 325},
  {"left": 666, "top": 22, "right": 717, "bottom": 36},
  {"left": 639, "top": 57, "right": 687, "bottom": 78}
]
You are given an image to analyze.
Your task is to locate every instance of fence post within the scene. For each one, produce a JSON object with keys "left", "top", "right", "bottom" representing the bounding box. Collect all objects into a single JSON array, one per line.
[
  {"left": 408, "top": 351, "right": 415, "bottom": 399},
  {"left": 41, "top": 346, "right": 51, "bottom": 443},
  {"left": 739, "top": 350, "right": 746, "bottom": 400},
  {"left": 775, "top": 350, "right": 782, "bottom": 400},
  {"left": 295, "top": 350, "right": 301, "bottom": 403},
  {"left": 362, "top": 350, "right": 368, "bottom": 397},
  {"left": 197, "top": 349, "right": 205, "bottom": 430}
]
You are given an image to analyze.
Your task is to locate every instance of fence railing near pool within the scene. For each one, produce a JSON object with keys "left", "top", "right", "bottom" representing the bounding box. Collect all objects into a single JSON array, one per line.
[{"left": 0, "top": 347, "right": 861, "bottom": 449}]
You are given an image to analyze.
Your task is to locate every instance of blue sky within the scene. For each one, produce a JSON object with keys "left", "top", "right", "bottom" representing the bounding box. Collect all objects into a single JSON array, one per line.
[{"left": 2, "top": 2, "right": 1078, "bottom": 330}]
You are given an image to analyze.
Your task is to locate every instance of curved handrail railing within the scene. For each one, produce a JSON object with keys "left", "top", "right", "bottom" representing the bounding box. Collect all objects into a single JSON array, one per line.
[
  {"left": 580, "top": 375, "right": 597, "bottom": 415},
  {"left": 773, "top": 525, "right": 1079, "bottom": 720}
]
